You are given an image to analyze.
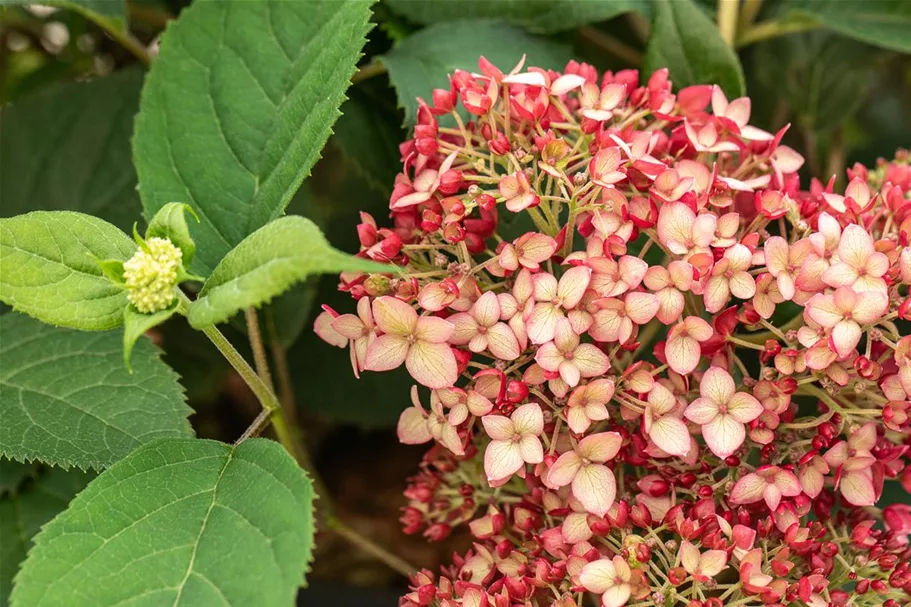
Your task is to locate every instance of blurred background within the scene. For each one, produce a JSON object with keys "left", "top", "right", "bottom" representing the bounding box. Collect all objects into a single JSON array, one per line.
[{"left": 1, "top": 0, "right": 910, "bottom": 604}]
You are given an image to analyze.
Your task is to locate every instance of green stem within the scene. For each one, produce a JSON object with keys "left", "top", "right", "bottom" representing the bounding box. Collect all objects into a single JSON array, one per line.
[
  {"left": 717, "top": 0, "right": 740, "bottom": 47},
  {"left": 577, "top": 26, "right": 643, "bottom": 65},
  {"left": 325, "top": 516, "right": 414, "bottom": 577},
  {"left": 351, "top": 60, "right": 386, "bottom": 84},
  {"left": 736, "top": 18, "right": 821, "bottom": 48},
  {"left": 245, "top": 308, "right": 274, "bottom": 392}
]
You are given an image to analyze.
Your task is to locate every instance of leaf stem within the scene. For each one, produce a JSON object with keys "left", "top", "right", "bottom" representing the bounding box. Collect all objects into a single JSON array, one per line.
[
  {"left": 736, "top": 17, "right": 821, "bottom": 48},
  {"left": 351, "top": 60, "right": 387, "bottom": 84},
  {"left": 245, "top": 308, "right": 274, "bottom": 392},
  {"left": 717, "top": 0, "right": 740, "bottom": 47},
  {"left": 104, "top": 25, "right": 152, "bottom": 66},
  {"left": 325, "top": 516, "right": 415, "bottom": 577}
]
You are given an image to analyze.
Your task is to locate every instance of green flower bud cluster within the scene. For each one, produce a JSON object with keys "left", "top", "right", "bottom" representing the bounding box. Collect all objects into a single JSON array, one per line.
[{"left": 123, "top": 237, "right": 182, "bottom": 313}]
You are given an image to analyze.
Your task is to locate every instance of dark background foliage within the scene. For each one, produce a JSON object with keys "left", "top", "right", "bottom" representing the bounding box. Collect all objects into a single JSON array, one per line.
[{"left": 1, "top": 0, "right": 909, "bottom": 603}]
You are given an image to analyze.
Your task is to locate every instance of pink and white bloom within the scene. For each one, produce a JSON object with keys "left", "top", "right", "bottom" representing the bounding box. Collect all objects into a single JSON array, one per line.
[
  {"left": 763, "top": 236, "right": 813, "bottom": 301},
  {"left": 711, "top": 85, "right": 773, "bottom": 141},
  {"left": 449, "top": 291, "right": 521, "bottom": 360},
  {"left": 536, "top": 318, "right": 609, "bottom": 387},
  {"left": 545, "top": 432, "right": 622, "bottom": 516},
  {"left": 589, "top": 255, "right": 648, "bottom": 298},
  {"left": 499, "top": 171, "right": 539, "bottom": 212},
  {"left": 704, "top": 244, "right": 756, "bottom": 312},
  {"left": 825, "top": 422, "right": 878, "bottom": 506},
  {"left": 656, "top": 203, "right": 717, "bottom": 258},
  {"left": 684, "top": 119, "right": 739, "bottom": 153},
  {"left": 679, "top": 540, "right": 728, "bottom": 582},
  {"left": 331, "top": 297, "right": 378, "bottom": 377},
  {"left": 665, "top": 317, "right": 713, "bottom": 375},
  {"left": 580, "top": 83, "right": 626, "bottom": 122},
  {"left": 822, "top": 224, "right": 889, "bottom": 294},
  {"left": 580, "top": 556, "right": 633, "bottom": 607},
  {"left": 804, "top": 287, "right": 888, "bottom": 358},
  {"left": 498, "top": 232, "right": 558, "bottom": 272},
  {"left": 644, "top": 383, "right": 691, "bottom": 457},
  {"left": 730, "top": 465, "right": 802, "bottom": 511},
  {"left": 565, "top": 379, "right": 614, "bottom": 434},
  {"left": 589, "top": 292, "right": 659, "bottom": 344},
  {"left": 364, "top": 296, "right": 458, "bottom": 389},
  {"left": 527, "top": 266, "right": 592, "bottom": 344},
  {"left": 643, "top": 261, "right": 694, "bottom": 324},
  {"left": 392, "top": 151, "right": 457, "bottom": 208},
  {"left": 685, "top": 367, "right": 763, "bottom": 459},
  {"left": 482, "top": 403, "right": 544, "bottom": 484},
  {"left": 396, "top": 386, "right": 464, "bottom": 455}
]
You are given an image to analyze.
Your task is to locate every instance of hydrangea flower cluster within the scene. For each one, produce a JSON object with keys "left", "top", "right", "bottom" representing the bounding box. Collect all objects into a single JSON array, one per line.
[
  {"left": 123, "top": 236, "right": 182, "bottom": 313},
  {"left": 315, "top": 57, "right": 911, "bottom": 607}
]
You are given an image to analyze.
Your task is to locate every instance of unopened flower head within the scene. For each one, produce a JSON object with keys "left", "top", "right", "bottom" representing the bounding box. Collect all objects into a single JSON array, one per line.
[
  {"left": 123, "top": 237, "right": 182, "bottom": 313},
  {"left": 314, "top": 54, "right": 911, "bottom": 607}
]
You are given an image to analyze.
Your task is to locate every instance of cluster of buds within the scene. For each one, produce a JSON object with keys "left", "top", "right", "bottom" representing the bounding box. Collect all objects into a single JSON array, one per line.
[
  {"left": 315, "top": 56, "right": 911, "bottom": 607},
  {"left": 122, "top": 236, "right": 182, "bottom": 313}
]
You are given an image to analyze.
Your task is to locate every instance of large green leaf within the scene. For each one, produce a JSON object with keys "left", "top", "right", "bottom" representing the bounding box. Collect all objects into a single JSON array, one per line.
[
  {"left": 0, "top": 0, "right": 127, "bottom": 33},
  {"left": 133, "top": 0, "right": 375, "bottom": 274},
  {"left": 385, "top": 0, "right": 647, "bottom": 34},
  {"left": 787, "top": 0, "right": 911, "bottom": 54},
  {"left": 0, "top": 69, "right": 142, "bottom": 232},
  {"left": 380, "top": 20, "right": 573, "bottom": 124},
  {"left": 0, "top": 211, "right": 134, "bottom": 331},
  {"left": 0, "top": 467, "right": 93, "bottom": 607},
  {"left": 0, "top": 313, "right": 192, "bottom": 470},
  {"left": 11, "top": 438, "right": 316, "bottom": 607},
  {"left": 643, "top": 0, "right": 745, "bottom": 97},
  {"left": 187, "top": 216, "right": 393, "bottom": 328}
]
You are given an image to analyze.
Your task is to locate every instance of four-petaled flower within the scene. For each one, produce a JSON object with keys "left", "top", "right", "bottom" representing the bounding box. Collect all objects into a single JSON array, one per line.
[
  {"left": 449, "top": 291, "right": 521, "bottom": 360},
  {"left": 685, "top": 367, "right": 763, "bottom": 458},
  {"left": 536, "top": 318, "right": 610, "bottom": 387},
  {"left": 545, "top": 431, "right": 622, "bottom": 516},
  {"left": 679, "top": 540, "right": 728, "bottom": 582},
  {"left": 482, "top": 403, "right": 544, "bottom": 484},
  {"left": 805, "top": 287, "right": 888, "bottom": 358},
  {"left": 730, "top": 465, "right": 802, "bottom": 511},
  {"left": 580, "top": 556, "right": 633, "bottom": 607}
]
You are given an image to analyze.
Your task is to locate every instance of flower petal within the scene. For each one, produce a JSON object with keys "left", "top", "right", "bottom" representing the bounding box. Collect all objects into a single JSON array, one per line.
[
  {"left": 649, "top": 416, "right": 691, "bottom": 457},
  {"left": 314, "top": 311, "right": 348, "bottom": 348},
  {"left": 730, "top": 473, "right": 765, "bottom": 505},
  {"left": 557, "top": 266, "right": 593, "bottom": 309},
  {"left": 578, "top": 432, "right": 624, "bottom": 463},
  {"left": 397, "top": 406, "right": 431, "bottom": 444},
  {"left": 580, "top": 559, "right": 617, "bottom": 594},
  {"left": 482, "top": 414, "right": 515, "bottom": 440},
  {"left": 486, "top": 322, "right": 521, "bottom": 360},
  {"left": 406, "top": 341, "right": 458, "bottom": 389},
  {"left": 700, "top": 366, "right": 735, "bottom": 405},
  {"left": 831, "top": 320, "right": 861, "bottom": 358},
  {"left": 484, "top": 440, "right": 524, "bottom": 482},
  {"left": 573, "top": 344, "right": 610, "bottom": 377},
  {"left": 684, "top": 397, "right": 719, "bottom": 425},
  {"left": 546, "top": 451, "right": 582, "bottom": 487},
  {"left": 702, "top": 414, "right": 745, "bottom": 458},
  {"left": 727, "top": 392, "right": 763, "bottom": 423},
  {"left": 667, "top": 334, "right": 701, "bottom": 375},
  {"left": 372, "top": 296, "right": 418, "bottom": 335},
  {"left": 518, "top": 434, "right": 544, "bottom": 463},
  {"left": 572, "top": 464, "right": 616, "bottom": 516},
  {"left": 472, "top": 291, "right": 501, "bottom": 327},
  {"left": 527, "top": 303, "right": 561, "bottom": 344},
  {"left": 364, "top": 334, "right": 409, "bottom": 372},
  {"left": 840, "top": 470, "right": 875, "bottom": 506},
  {"left": 414, "top": 316, "right": 454, "bottom": 343}
]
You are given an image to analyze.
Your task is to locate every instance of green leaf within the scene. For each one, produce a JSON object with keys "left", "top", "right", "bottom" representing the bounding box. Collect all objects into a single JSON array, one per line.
[
  {"left": 133, "top": 0, "right": 375, "bottom": 274},
  {"left": 0, "top": 0, "right": 127, "bottom": 33},
  {"left": 0, "top": 69, "right": 143, "bottom": 232},
  {"left": 385, "top": 0, "right": 647, "bottom": 33},
  {"left": 187, "top": 216, "right": 394, "bottom": 328},
  {"left": 787, "top": 0, "right": 911, "bottom": 54},
  {"left": 0, "top": 211, "right": 135, "bottom": 331},
  {"left": 122, "top": 303, "right": 178, "bottom": 372},
  {"left": 380, "top": 20, "right": 573, "bottom": 124},
  {"left": 643, "top": 0, "right": 745, "bottom": 97},
  {"left": 1, "top": 467, "right": 94, "bottom": 607},
  {"left": 0, "top": 313, "right": 192, "bottom": 470},
  {"left": 145, "top": 203, "right": 199, "bottom": 266},
  {"left": 12, "top": 438, "right": 316, "bottom": 607}
]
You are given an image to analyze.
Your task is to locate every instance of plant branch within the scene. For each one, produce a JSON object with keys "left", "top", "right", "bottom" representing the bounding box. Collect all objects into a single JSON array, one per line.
[
  {"left": 717, "top": 0, "right": 740, "bottom": 47},
  {"left": 737, "top": 18, "right": 821, "bottom": 48},
  {"left": 265, "top": 309, "right": 298, "bottom": 423},
  {"left": 577, "top": 26, "right": 643, "bottom": 66},
  {"left": 97, "top": 21, "right": 151, "bottom": 65},
  {"left": 325, "top": 516, "right": 415, "bottom": 578},
  {"left": 739, "top": 0, "right": 764, "bottom": 30},
  {"left": 352, "top": 60, "right": 387, "bottom": 84},
  {"left": 245, "top": 307, "right": 274, "bottom": 392}
]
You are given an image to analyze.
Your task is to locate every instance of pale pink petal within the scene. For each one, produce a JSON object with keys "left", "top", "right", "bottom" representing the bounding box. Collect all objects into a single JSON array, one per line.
[
  {"left": 730, "top": 473, "right": 765, "bottom": 504},
  {"left": 831, "top": 320, "right": 861, "bottom": 358},
  {"left": 805, "top": 298, "right": 841, "bottom": 330},
  {"left": 554, "top": 317, "right": 579, "bottom": 352},
  {"left": 519, "top": 233, "right": 559, "bottom": 263},
  {"left": 729, "top": 271, "right": 756, "bottom": 299},
  {"left": 567, "top": 405, "right": 592, "bottom": 434},
  {"left": 438, "top": 422, "right": 464, "bottom": 455},
  {"left": 527, "top": 303, "right": 561, "bottom": 344},
  {"left": 727, "top": 392, "right": 763, "bottom": 423},
  {"left": 448, "top": 313, "right": 479, "bottom": 344},
  {"left": 685, "top": 397, "right": 719, "bottom": 425},
  {"left": 580, "top": 559, "right": 617, "bottom": 594},
  {"left": 532, "top": 272, "right": 559, "bottom": 301},
  {"left": 657, "top": 203, "right": 696, "bottom": 254},
  {"left": 649, "top": 416, "right": 691, "bottom": 457},
  {"left": 364, "top": 334, "right": 409, "bottom": 371},
  {"left": 406, "top": 341, "right": 458, "bottom": 389},
  {"left": 486, "top": 322, "right": 521, "bottom": 360},
  {"left": 314, "top": 311, "right": 348, "bottom": 347},
  {"left": 762, "top": 483, "right": 783, "bottom": 511},
  {"left": 852, "top": 290, "right": 889, "bottom": 324},
  {"left": 822, "top": 263, "right": 860, "bottom": 289},
  {"left": 546, "top": 451, "right": 582, "bottom": 487},
  {"left": 331, "top": 314, "right": 366, "bottom": 340},
  {"left": 578, "top": 432, "right": 623, "bottom": 463},
  {"left": 482, "top": 415, "right": 515, "bottom": 440},
  {"left": 840, "top": 470, "right": 875, "bottom": 506},
  {"left": 701, "top": 366, "right": 735, "bottom": 405},
  {"left": 704, "top": 276, "right": 731, "bottom": 313},
  {"left": 601, "top": 585, "right": 631, "bottom": 607},
  {"left": 512, "top": 402, "right": 544, "bottom": 435},
  {"left": 558, "top": 266, "right": 593, "bottom": 309},
  {"left": 484, "top": 440, "right": 524, "bottom": 482},
  {"left": 838, "top": 224, "right": 874, "bottom": 270},
  {"left": 775, "top": 470, "right": 802, "bottom": 496},
  {"left": 372, "top": 296, "right": 418, "bottom": 335},
  {"left": 518, "top": 434, "right": 544, "bottom": 463},
  {"left": 559, "top": 361, "right": 582, "bottom": 387},
  {"left": 572, "top": 464, "right": 616, "bottom": 516},
  {"left": 625, "top": 291, "right": 660, "bottom": 324},
  {"left": 800, "top": 467, "right": 824, "bottom": 498},
  {"left": 764, "top": 237, "right": 789, "bottom": 275},
  {"left": 667, "top": 334, "right": 701, "bottom": 375},
  {"left": 656, "top": 289, "right": 685, "bottom": 324},
  {"left": 684, "top": 316, "right": 714, "bottom": 341},
  {"left": 699, "top": 550, "right": 728, "bottom": 577},
  {"left": 702, "top": 414, "right": 745, "bottom": 458},
  {"left": 680, "top": 541, "right": 701, "bottom": 574},
  {"left": 572, "top": 344, "right": 610, "bottom": 378},
  {"left": 413, "top": 315, "right": 454, "bottom": 343},
  {"left": 472, "top": 291, "right": 501, "bottom": 327},
  {"left": 536, "top": 342, "right": 564, "bottom": 372},
  {"left": 397, "top": 407, "right": 431, "bottom": 444}
]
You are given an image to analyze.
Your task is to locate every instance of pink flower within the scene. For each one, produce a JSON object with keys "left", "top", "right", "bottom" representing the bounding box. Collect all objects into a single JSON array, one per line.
[
  {"left": 482, "top": 403, "right": 544, "bottom": 484},
  {"left": 711, "top": 85, "right": 772, "bottom": 141},
  {"left": 449, "top": 291, "right": 521, "bottom": 360},
  {"left": 499, "top": 171, "right": 539, "bottom": 212},
  {"left": 579, "top": 556, "right": 633, "bottom": 607},
  {"left": 392, "top": 151, "right": 457, "bottom": 209},
  {"left": 364, "top": 296, "right": 458, "bottom": 389},
  {"left": 752, "top": 273, "right": 784, "bottom": 320},
  {"left": 589, "top": 292, "right": 659, "bottom": 344},
  {"left": 498, "top": 232, "right": 558, "bottom": 272},
  {"left": 545, "top": 432, "right": 622, "bottom": 516},
  {"left": 798, "top": 454, "right": 829, "bottom": 499},
  {"left": 565, "top": 379, "right": 614, "bottom": 434},
  {"left": 730, "top": 465, "right": 801, "bottom": 511},
  {"left": 823, "top": 176, "right": 873, "bottom": 213},
  {"left": 684, "top": 367, "right": 763, "bottom": 458},
  {"left": 704, "top": 244, "right": 756, "bottom": 312},
  {"left": 644, "top": 383, "right": 691, "bottom": 457},
  {"left": 589, "top": 255, "right": 648, "bottom": 298},
  {"left": 580, "top": 82, "right": 626, "bottom": 122},
  {"left": 313, "top": 309, "right": 347, "bottom": 348},
  {"left": 396, "top": 386, "right": 464, "bottom": 455},
  {"left": 684, "top": 118, "right": 739, "bottom": 153},
  {"left": 656, "top": 203, "right": 716, "bottom": 258},
  {"left": 331, "top": 297, "right": 377, "bottom": 377},
  {"left": 824, "top": 422, "right": 878, "bottom": 506},
  {"left": 804, "top": 287, "right": 888, "bottom": 358},
  {"left": 588, "top": 147, "right": 626, "bottom": 187},
  {"left": 643, "top": 261, "right": 694, "bottom": 324},
  {"left": 665, "top": 316, "right": 713, "bottom": 375},
  {"left": 821, "top": 224, "right": 889, "bottom": 294},
  {"left": 678, "top": 540, "right": 728, "bottom": 582},
  {"left": 536, "top": 318, "right": 609, "bottom": 387},
  {"left": 527, "top": 266, "right": 592, "bottom": 344},
  {"left": 763, "top": 236, "right": 813, "bottom": 301}
]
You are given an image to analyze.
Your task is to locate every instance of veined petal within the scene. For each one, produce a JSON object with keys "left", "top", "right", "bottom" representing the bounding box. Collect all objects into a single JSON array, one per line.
[
  {"left": 578, "top": 432, "right": 623, "bottom": 463},
  {"left": 512, "top": 402, "right": 544, "bottom": 435},
  {"left": 806, "top": 294, "right": 842, "bottom": 328},
  {"left": 730, "top": 472, "right": 765, "bottom": 504},
  {"left": 486, "top": 322, "right": 521, "bottom": 360},
  {"left": 535, "top": 342, "right": 565, "bottom": 372},
  {"left": 702, "top": 414, "right": 745, "bottom": 458},
  {"left": 838, "top": 224, "right": 874, "bottom": 270},
  {"left": 729, "top": 271, "right": 756, "bottom": 299},
  {"left": 649, "top": 416, "right": 691, "bottom": 457},
  {"left": 573, "top": 344, "right": 610, "bottom": 377},
  {"left": 406, "top": 341, "right": 458, "bottom": 389},
  {"left": 372, "top": 296, "right": 418, "bottom": 335},
  {"left": 831, "top": 320, "right": 862, "bottom": 358},
  {"left": 482, "top": 414, "right": 515, "bottom": 440},
  {"left": 701, "top": 366, "right": 736, "bottom": 405},
  {"left": 625, "top": 291, "right": 660, "bottom": 323},
  {"left": 580, "top": 559, "right": 617, "bottom": 594},
  {"left": 704, "top": 276, "right": 731, "bottom": 313},
  {"left": 558, "top": 266, "right": 593, "bottom": 308},
  {"left": 667, "top": 334, "right": 701, "bottom": 374},
  {"left": 572, "top": 464, "right": 616, "bottom": 516},
  {"left": 840, "top": 470, "right": 875, "bottom": 506},
  {"left": 397, "top": 406, "right": 432, "bottom": 444},
  {"left": 657, "top": 202, "right": 696, "bottom": 253},
  {"left": 727, "top": 392, "right": 763, "bottom": 423},
  {"left": 680, "top": 540, "right": 701, "bottom": 574},
  {"left": 484, "top": 440, "right": 524, "bottom": 482},
  {"left": 853, "top": 290, "right": 889, "bottom": 324},
  {"left": 601, "top": 585, "right": 631, "bottom": 607},
  {"left": 527, "top": 303, "right": 561, "bottom": 344},
  {"left": 414, "top": 315, "right": 455, "bottom": 343},
  {"left": 518, "top": 434, "right": 544, "bottom": 463},
  {"left": 331, "top": 313, "right": 366, "bottom": 340},
  {"left": 559, "top": 361, "right": 582, "bottom": 387},
  {"left": 448, "top": 313, "right": 479, "bottom": 344},
  {"left": 364, "top": 334, "right": 409, "bottom": 372},
  {"left": 472, "top": 291, "right": 501, "bottom": 327},
  {"left": 699, "top": 550, "right": 728, "bottom": 577},
  {"left": 546, "top": 451, "right": 582, "bottom": 487},
  {"left": 532, "top": 272, "right": 559, "bottom": 301},
  {"left": 314, "top": 311, "right": 348, "bottom": 348},
  {"left": 685, "top": 397, "right": 719, "bottom": 424},
  {"left": 764, "top": 236, "right": 789, "bottom": 275}
]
